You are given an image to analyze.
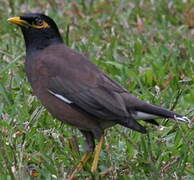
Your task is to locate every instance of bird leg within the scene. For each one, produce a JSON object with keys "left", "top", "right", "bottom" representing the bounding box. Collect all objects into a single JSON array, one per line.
[
  {"left": 68, "top": 131, "right": 103, "bottom": 178},
  {"left": 68, "top": 131, "right": 95, "bottom": 179},
  {"left": 91, "top": 135, "right": 104, "bottom": 173},
  {"left": 68, "top": 151, "right": 93, "bottom": 180}
]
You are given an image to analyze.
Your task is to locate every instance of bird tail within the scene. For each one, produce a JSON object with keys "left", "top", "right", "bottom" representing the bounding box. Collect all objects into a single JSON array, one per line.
[
  {"left": 125, "top": 94, "right": 190, "bottom": 122},
  {"left": 135, "top": 102, "right": 190, "bottom": 122}
]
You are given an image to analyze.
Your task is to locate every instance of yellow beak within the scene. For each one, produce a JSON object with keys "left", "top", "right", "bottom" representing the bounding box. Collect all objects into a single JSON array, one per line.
[{"left": 8, "top": 16, "right": 28, "bottom": 27}]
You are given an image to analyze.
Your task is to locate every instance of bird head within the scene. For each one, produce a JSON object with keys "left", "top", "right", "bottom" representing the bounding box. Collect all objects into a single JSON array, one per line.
[{"left": 8, "top": 13, "right": 63, "bottom": 54}]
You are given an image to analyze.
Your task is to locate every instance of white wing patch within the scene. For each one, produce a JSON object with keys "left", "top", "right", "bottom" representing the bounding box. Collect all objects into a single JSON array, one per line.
[{"left": 48, "top": 90, "right": 72, "bottom": 104}]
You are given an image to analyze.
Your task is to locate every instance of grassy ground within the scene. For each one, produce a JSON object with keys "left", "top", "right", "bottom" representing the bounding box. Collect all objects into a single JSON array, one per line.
[{"left": 0, "top": 0, "right": 194, "bottom": 179}]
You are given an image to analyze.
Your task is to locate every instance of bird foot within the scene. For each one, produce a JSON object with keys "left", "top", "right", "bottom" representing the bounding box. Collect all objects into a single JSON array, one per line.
[{"left": 67, "top": 151, "right": 93, "bottom": 180}]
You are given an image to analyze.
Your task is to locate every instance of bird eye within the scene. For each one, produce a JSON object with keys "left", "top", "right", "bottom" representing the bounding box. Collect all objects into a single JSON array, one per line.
[{"left": 33, "top": 18, "right": 43, "bottom": 26}]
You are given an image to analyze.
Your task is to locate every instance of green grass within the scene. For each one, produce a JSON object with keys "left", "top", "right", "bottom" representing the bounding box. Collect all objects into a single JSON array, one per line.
[{"left": 0, "top": 0, "right": 194, "bottom": 179}]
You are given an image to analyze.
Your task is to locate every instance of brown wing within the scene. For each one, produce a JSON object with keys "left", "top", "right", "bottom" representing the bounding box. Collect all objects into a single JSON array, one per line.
[{"left": 40, "top": 44, "right": 131, "bottom": 122}]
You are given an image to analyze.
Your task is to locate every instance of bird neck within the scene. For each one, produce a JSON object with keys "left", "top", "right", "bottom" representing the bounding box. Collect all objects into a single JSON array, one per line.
[{"left": 21, "top": 28, "right": 63, "bottom": 56}]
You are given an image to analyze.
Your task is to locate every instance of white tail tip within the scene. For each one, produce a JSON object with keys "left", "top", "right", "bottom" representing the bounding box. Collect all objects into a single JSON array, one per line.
[{"left": 174, "top": 115, "right": 191, "bottom": 123}]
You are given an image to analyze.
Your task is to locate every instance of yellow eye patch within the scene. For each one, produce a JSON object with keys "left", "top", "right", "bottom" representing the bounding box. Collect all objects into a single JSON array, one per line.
[{"left": 32, "top": 21, "right": 50, "bottom": 29}]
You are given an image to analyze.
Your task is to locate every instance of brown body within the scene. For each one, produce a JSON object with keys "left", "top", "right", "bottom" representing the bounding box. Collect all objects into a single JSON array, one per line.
[
  {"left": 24, "top": 42, "right": 187, "bottom": 139},
  {"left": 25, "top": 44, "right": 116, "bottom": 137}
]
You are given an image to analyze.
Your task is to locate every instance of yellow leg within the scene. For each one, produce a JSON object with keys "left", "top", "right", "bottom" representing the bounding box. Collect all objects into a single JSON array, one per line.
[
  {"left": 68, "top": 151, "right": 93, "bottom": 180},
  {"left": 100, "top": 167, "right": 113, "bottom": 177},
  {"left": 91, "top": 136, "right": 104, "bottom": 173}
]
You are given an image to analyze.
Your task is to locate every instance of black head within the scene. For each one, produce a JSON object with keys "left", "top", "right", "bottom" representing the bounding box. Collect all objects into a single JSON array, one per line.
[{"left": 8, "top": 13, "right": 63, "bottom": 55}]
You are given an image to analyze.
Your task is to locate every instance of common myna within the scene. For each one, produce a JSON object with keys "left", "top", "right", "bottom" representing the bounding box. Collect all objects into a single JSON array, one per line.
[{"left": 8, "top": 13, "right": 190, "bottom": 177}]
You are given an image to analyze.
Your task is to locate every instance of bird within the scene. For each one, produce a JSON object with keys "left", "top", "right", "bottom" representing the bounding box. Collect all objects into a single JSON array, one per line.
[{"left": 8, "top": 13, "right": 190, "bottom": 178}]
